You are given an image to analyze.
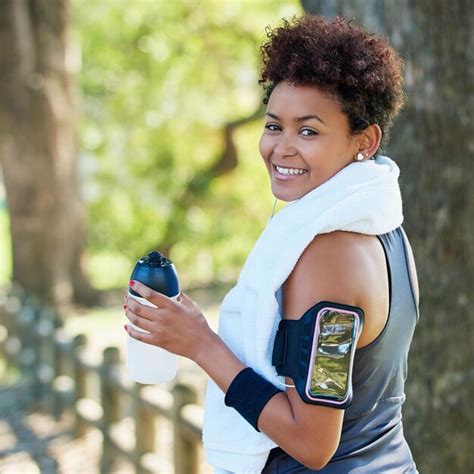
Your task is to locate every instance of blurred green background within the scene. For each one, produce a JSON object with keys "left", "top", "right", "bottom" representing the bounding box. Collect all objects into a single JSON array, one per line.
[
  {"left": 1, "top": 1, "right": 472, "bottom": 472},
  {"left": 0, "top": 0, "right": 300, "bottom": 292},
  {"left": 0, "top": 4, "right": 302, "bottom": 470}
]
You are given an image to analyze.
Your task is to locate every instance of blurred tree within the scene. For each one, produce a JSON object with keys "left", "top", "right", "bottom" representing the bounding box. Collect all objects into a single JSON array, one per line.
[
  {"left": 301, "top": 1, "right": 474, "bottom": 472},
  {"left": 0, "top": 0, "right": 99, "bottom": 306},
  {"left": 75, "top": 1, "right": 300, "bottom": 287}
]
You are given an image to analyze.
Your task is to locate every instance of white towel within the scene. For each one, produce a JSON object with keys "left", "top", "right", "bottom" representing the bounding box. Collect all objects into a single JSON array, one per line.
[{"left": 203, "top": 155, "right": 404, "bottom": 473}]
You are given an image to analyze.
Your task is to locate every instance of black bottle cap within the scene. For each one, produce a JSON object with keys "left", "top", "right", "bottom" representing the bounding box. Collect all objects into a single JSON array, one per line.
[
  {"left": 137, "top": 251, "right": 172, "bottom": 268},
  {"left": 129, "top": 251, "right": 179, "bottom": 298}
]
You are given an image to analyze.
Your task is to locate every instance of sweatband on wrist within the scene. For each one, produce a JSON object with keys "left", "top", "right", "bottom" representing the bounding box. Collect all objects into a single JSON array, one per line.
[{"left": 224, "top": 367, "right": 283, "bottom": 432}]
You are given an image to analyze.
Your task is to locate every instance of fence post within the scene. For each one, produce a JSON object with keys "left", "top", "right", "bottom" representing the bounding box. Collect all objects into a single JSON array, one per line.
[
  {"left": 17, "top": 299, "right": 37, "bottom": 376},
  {"left": 172, "top": 381, "right": 200, "bottom": 474},
  {"left": 73, "top": 334, "right": 88, "bottom": 437},
  {"left": 2, "top": 292, "right": 22, "bottom": 374},
  {"left": 0, "top": 323, "right": 6, "bottom": 377},
  {"left": 52, "top": 322, "right": 75, "bottom": 420},
  {"left": 36, "top": 306, "right": 57, "bottom": 411},
  {"left": 100, "top": 346, "right": 121, "bottom": 474},
  {"left": 133, "top": 383, "right": 156, "bottom": 474},
  {"left": 0, "top": 288, "right": 8, "bottom": 377},
  {"left": 53, "top": 320, "right": 67, "bottom": 377}
]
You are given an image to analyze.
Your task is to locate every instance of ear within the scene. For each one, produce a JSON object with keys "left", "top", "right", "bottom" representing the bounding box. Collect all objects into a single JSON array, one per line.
[{"left": 356, "top": 124, "right": 382, "bottom": 159}]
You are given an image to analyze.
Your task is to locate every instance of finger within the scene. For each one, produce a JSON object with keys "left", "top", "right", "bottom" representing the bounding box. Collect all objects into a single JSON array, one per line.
[
  {"left": 129, "top": 280, "right": 176, "bottom": 308},
  {"left": 178, "top": 291, "right": 192, "bottom": 303},
  {"left": 126, "top": 297, "right": 158, "bottom": 321},
  {"left": 124, "top": 308, "right": 155, "bottom": 333},
  {"left": 124, "top": 324, "right": 154, "bottom": 345},
  {"left": 176, "top": 292, "right": 197, "bottom": 308}
]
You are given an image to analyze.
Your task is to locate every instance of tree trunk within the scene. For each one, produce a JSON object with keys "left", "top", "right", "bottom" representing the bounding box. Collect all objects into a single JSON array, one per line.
[
  {"left": 0, "top": 0, "right": 99, "bottom": 307},
  {"left": 301, "top": 1, "right": 473, "bottom": 471}
]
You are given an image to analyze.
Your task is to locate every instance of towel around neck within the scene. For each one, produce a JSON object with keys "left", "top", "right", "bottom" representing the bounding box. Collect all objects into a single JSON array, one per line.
[{"left": 203, "top": 155, "right": 404, "bottom": 473}]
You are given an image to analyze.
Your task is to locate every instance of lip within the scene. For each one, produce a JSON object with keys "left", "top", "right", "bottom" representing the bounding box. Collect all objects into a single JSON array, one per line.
[{"left": 271, "top": 162, "right": 308, "bottom": 181}]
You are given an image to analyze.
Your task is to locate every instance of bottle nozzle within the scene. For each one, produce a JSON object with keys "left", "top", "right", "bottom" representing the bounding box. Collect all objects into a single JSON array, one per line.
[
  {"left": 148, "top": 251, "right": 163, "bottom": 261},
  {"left": 137, "top": 251, "right": 172, "bottom": 267}
]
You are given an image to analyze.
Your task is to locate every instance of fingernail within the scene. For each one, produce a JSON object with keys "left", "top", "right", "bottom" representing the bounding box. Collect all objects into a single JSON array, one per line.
[
  {"left": 124, "top": 325, "right": 128, "bottom": 332},
  {"left": 129, "top": 280, "right": 135, "bottom": 287},
  {"left": 123, "top": 304, "right": 127, "bottom": 310}
]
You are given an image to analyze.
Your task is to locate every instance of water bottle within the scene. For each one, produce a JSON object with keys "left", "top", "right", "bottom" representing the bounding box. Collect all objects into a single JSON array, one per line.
[{"left": 126, "top": 251, "right": 179, "bottom": 384}]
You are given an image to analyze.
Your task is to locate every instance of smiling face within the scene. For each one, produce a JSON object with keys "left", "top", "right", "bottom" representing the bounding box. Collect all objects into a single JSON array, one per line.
[{"left": 259, "top": 81, "right": 362, "bottom": 202}]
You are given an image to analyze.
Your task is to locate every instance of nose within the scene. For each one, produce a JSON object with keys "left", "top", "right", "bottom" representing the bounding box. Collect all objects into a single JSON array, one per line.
[{"left": 273, "top": 133, "right": 297, "bottom": 159}]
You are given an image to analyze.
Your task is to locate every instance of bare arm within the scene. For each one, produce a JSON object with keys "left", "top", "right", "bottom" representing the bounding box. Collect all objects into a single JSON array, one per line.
[
  {"left": 196, "top": 232, "right": 386, "bottom": 469},
  {"left": 125, "top": 231, "right": 387, "bottom": 470}
]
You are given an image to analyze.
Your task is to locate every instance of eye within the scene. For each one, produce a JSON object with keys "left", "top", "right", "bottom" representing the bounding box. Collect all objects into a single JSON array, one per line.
[
  {"left": 300, "top": 127, "right": 318, "bottom": 136},
  {"left": 264, "top": 123, "right": 281, "bottom": 132}
]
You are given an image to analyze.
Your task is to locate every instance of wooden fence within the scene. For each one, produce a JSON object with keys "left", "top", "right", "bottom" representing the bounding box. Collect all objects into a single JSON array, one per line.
[{"left": 0, "top": 284, "right": 205, "bottom": 474}]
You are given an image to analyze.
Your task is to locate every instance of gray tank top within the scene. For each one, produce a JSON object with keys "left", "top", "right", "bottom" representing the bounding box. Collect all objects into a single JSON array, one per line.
[{"left": 262, "top": 226, "right": 419, "bottom": 473}]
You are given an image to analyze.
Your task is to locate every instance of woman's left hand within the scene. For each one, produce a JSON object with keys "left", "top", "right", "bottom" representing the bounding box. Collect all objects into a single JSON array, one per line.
[{"left": 124, "top": 280, "right": 213, "bottom": 362}]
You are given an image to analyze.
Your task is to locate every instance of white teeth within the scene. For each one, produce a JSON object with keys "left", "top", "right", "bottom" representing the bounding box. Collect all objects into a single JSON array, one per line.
[{"left": 275, "top": 165, "right": 307, "bottom": 176}]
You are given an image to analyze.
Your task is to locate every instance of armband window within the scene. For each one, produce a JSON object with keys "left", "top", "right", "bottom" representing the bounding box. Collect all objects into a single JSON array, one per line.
[{"left": 272, "top": 301, "right": 364, "bottom": 408}]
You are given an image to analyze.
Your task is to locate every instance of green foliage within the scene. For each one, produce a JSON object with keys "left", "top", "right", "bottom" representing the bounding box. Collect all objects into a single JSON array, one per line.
[{"left": 74, "top": 0, "right": 301, "bottom": 288}]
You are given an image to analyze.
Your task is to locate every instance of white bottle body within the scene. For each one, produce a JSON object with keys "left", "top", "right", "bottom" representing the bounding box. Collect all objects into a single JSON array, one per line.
[{"left": 126, "top": 292, "right": 178, "bottom": 384}]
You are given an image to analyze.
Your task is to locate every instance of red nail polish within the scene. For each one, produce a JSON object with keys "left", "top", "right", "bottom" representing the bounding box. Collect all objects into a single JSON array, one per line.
[
  {"left": 124, "top": 325, "right": 128, "bottom": 332},
  {"left": 129, "top": 280, "right": 135, "bottom": 287},
  {"left": 123, "top": 304, "right": 127, "bottom": 310}
]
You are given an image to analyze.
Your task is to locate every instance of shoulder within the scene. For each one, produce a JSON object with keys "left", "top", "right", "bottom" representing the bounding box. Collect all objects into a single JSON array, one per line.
[{"left": 283, "top": 231, "right": 386, "bottom": 320}]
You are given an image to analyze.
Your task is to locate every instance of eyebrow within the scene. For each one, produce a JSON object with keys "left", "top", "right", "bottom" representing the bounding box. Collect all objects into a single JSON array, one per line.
[{"left": 265, "top": 112, "right": 327, "bottom": 126}]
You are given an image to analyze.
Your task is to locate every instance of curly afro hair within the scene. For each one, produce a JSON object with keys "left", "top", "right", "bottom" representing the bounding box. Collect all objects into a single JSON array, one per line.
[{"left": 259, "top": 14, "right": 406, "bottom": 147}]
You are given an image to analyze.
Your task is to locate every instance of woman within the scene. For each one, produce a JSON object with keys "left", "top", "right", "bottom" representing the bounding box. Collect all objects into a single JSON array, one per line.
[{"left": 124, "top": 14, "right": 419, "bottom": 473}]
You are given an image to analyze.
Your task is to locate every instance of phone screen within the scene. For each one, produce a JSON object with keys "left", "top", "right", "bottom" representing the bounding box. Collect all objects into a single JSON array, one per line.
[{"left": 308, "top": 309, "right": 358, "bottom": 401}]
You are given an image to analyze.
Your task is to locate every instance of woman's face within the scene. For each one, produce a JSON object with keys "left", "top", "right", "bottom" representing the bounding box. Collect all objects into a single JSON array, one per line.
[{"left": 259, "top": 81, "right": 361, "bottom": 202}]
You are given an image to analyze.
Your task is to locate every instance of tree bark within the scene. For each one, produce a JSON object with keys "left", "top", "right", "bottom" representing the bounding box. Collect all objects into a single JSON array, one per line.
[
  {"left": 300, "top": 1, "right": 473, "bottom": 471},
  {"left": 0, "top": 0, "right": 99, "bottom": 307}
]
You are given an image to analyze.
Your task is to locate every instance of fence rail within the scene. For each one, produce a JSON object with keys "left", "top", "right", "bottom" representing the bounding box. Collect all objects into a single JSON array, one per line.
[{"left": 0, "top": 284, "right": 205, "bottom": 474}]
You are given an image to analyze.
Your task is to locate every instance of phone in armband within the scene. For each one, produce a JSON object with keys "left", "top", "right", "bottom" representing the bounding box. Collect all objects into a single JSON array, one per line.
[{"left": 272, "top": 301, "right": 364, "bottom": 408}]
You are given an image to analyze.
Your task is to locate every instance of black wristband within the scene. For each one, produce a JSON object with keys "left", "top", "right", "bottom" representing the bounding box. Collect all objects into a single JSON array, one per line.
[{"left": 224, "top": 367, "right": 283, "bottom": 432}]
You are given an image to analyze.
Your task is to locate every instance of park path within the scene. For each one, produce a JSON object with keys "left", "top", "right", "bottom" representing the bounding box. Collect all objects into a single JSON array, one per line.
[
  {"left": 0, "top": 379, "right": 124, "bottom": 473},
  {"left": 0, "top": 286, "right": 226, "bottom": 473}
]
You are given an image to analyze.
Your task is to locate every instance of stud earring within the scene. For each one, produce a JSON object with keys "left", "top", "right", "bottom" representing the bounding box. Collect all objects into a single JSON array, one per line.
[{"left": 356, "top": 152, "right": 365, "bottom": 162}]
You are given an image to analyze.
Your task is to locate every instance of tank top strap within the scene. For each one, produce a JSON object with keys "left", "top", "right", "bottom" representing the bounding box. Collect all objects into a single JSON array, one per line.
[{"left": 376, "top": 226, "right": 418, "bottom": 324}]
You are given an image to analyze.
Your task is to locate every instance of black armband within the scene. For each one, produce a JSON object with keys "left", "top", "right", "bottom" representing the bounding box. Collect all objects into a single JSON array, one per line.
[
  {"left": 224, "top": 367, "right": 283, "bottom": 432},
  {"left": 272, "top": 301, "right": 364, "bottom": 408}
]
